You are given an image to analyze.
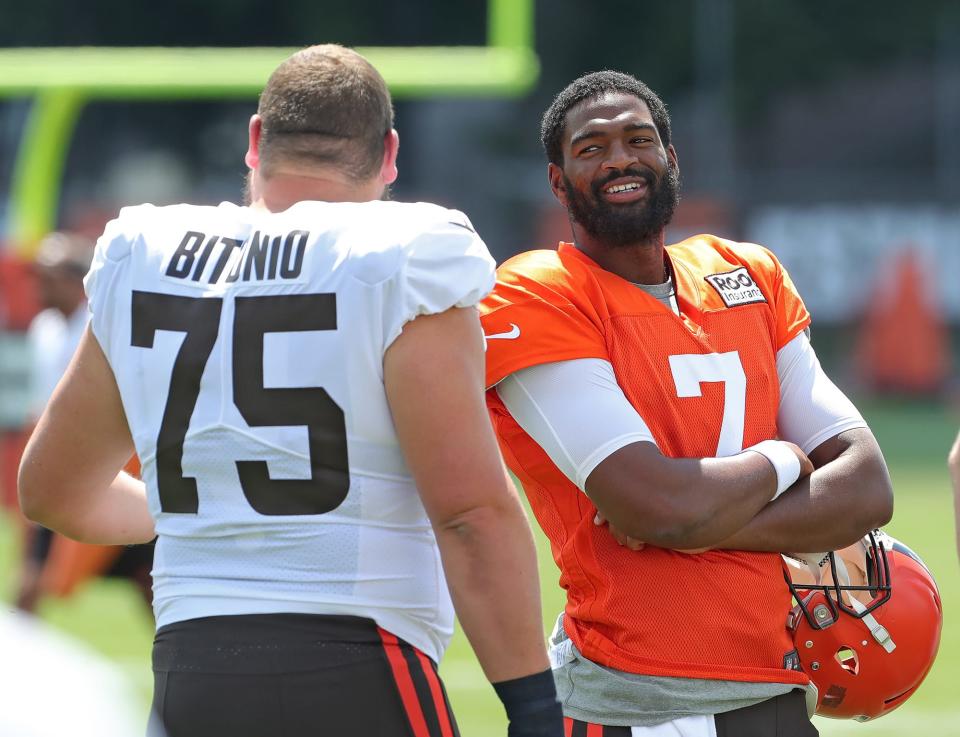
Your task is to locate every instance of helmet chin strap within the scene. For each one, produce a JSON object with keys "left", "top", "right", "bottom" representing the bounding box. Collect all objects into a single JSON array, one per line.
[
  {"left": 792, "top": 551, "right": 829, "bottom": 582},
  {"left": 831, "top": 550, "right": 896, "bottom": 653}
]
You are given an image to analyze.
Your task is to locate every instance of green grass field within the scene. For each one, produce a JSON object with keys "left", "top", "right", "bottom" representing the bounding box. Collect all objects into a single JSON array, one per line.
[{"left": 1, "top": 399, "right": 957, "bottom": 736}]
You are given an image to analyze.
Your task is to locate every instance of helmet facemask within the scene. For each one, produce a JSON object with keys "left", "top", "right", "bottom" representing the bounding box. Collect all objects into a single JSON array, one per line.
[
  {"left": 784, "top": 530, "right": 942, "bottom": 721},
  {"left": 787, "top": 531, "right": 892, "bottom": 638}
]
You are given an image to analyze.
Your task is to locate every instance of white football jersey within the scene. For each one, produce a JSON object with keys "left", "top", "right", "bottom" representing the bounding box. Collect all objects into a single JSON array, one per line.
[{"left": 84, "top": 199, "right": 495, "bottom": 662}]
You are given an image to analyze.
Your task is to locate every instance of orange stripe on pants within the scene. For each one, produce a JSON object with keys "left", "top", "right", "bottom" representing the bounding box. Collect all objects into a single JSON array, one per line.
[
  {"left": 378, "top": 627, "right": 431, "bottom": 737},
  {"left": 414, "top": 649, "right": 455, "bottom": 737}
]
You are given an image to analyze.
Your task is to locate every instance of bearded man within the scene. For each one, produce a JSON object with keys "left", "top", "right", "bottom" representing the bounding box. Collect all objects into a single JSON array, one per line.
[{"left": 479, "top": 70, "right": 893, "bottom": 737}]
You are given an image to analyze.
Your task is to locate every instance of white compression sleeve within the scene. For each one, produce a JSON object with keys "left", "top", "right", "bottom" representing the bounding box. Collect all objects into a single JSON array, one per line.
[
  {"left": 497, "top": 337, "right": 865, "bottom": 494},
  {"left": 496, "top": 358, "right": 657, "bottom": 491},
  {"left": 776, "top": 332, "right": 867, "bottom": 453}
]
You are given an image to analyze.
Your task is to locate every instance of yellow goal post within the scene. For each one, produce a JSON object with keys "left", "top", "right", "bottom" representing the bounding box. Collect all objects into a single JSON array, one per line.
[{"left": 0, "top": 0, "right": 538, "bottom": 256}]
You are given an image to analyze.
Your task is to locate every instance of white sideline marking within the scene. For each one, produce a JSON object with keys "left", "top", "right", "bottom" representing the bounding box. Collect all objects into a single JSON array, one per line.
[{"left": 815, "top": 709, "right": 960, "bottom": 735}]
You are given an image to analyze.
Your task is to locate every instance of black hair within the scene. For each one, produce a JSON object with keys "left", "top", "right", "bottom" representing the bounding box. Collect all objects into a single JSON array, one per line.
[{"left": 540, "top": 71, "right": 672, "bottom": 167}]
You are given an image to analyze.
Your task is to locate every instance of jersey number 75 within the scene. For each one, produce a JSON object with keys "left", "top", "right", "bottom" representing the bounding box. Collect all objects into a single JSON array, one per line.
[{"left": 131, "top": 291, "right": 349, "bottom": 516}]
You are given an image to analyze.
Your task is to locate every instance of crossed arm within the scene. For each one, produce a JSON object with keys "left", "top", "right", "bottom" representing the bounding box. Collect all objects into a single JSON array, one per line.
[
  {"left": 496, "top": 334, "right": 893, "bottom": 554},
  {"left": 711, "top": 427, "right": 890, "bottom": 552}
]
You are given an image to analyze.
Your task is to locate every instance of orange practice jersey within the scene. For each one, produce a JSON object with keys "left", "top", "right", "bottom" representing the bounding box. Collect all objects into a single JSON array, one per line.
[{"left": 481, "top": 238, "right": 811, "bottom": 685}]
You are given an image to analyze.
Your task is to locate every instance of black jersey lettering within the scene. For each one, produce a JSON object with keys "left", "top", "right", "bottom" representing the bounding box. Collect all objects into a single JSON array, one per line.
[{"left": 164, "top": 230, "right": 310, "bottom": 285}]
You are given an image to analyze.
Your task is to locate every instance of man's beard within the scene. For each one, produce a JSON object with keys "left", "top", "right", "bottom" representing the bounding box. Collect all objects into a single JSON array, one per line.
[{"left": 564, "top": 165, "right": 680, "bottom": 248}]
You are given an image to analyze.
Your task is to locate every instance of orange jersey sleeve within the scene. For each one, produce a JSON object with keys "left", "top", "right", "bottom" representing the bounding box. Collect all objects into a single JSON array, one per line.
[{"left": 480, "top": 249, "right": 610, "bottom": 387}]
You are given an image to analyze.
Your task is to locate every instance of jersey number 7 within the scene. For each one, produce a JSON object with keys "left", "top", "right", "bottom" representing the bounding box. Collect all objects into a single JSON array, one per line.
[
  {"left": 131, "top": 291, "right": 349, "bottom": 516},
  {"left": 668, "top": 351, "right": 747, "bottom": 457}
]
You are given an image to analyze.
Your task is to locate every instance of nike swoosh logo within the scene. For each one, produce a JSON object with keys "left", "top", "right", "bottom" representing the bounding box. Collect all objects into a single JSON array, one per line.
[{"left": 485, "top": 323, "right": 520, "bottom": 340}]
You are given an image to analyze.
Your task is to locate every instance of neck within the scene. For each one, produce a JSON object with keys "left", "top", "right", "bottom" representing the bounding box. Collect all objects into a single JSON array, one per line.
[
  {"left": 249, "top": 169, "right": 383, "bottom": 212},
  {"left": 571, "top": 223, "right": 668, "bottom": 284}
]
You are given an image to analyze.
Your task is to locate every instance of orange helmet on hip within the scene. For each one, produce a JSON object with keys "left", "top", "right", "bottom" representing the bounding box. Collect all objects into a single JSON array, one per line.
[{"left": 786, "top": 531, "right": 942, "bottom": 722}]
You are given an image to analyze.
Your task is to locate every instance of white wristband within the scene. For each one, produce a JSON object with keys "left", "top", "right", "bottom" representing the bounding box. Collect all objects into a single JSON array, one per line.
[{"left": 743, "top": 440, "right": 802, "bottom": 500}]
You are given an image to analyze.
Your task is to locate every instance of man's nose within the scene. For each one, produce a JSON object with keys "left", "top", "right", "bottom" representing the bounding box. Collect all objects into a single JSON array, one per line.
[{"left": 601, "top": 141, "right": 638, "bottom": 171}]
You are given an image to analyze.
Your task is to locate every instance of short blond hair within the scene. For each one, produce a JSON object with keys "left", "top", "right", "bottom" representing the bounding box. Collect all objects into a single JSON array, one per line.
[{"left": 257, "top": 44, "right": 394, "bottom": 181}]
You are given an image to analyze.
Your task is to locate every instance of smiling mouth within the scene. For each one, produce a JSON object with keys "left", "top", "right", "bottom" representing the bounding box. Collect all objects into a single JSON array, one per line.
[
  {"left": 600, "top": 179, "right": 650, "bottom": 202},
  {"left": 605, "top": 182, "right": 644, "bottom": 194}
]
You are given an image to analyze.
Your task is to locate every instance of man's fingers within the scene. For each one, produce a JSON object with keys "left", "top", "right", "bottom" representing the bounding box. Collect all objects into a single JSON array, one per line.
[
  {"left": 594, "top": 510, "right": 644, "bottom": 550},
  {"left": 784, "top": 441, "right": 814, "bottom": 477}
]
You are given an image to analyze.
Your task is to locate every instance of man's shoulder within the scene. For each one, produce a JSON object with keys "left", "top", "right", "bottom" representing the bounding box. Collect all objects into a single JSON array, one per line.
[
  {"left": 669, "top": 235, "right": 808, "bottom": 328},
  {"left": 112, "top": 201, "right": 220, "bottom": 227},
  {"left": 291, "top": 199, "right": 471, "bottom": 233},
  {"left": 114, "top": 200, "right": 471, "bottom": 251},
  {"left": 495, "top": 246, "right": 592, "bottom": 295},
  {"left": 98, "top": 202, "right": 231, "bottom": 259},
  {"left": 287, "top": 199, "right": 480, "bottom": 258},
  {"left": 369, "top": 200, "right": 470, "bottom": 228},
  {"left": 499, "top": 247, "right": 564, "bottom": 273},
  {"left": 668, "top": 234, "right": 781, "bottom": 279}
]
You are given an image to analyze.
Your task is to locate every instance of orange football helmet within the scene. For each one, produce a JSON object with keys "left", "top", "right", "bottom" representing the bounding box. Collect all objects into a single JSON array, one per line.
[{"left": 786, "top": 531, "right": 942, "bottom": 722}]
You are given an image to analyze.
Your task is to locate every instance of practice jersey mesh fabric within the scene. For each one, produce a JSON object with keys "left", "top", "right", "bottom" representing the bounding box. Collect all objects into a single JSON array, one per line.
[
  {"left": 481, "top": 237, "right": 811, "bottom": 685},
  {"left": 84, "top": 199, "right": 495, "bottom": 663}
]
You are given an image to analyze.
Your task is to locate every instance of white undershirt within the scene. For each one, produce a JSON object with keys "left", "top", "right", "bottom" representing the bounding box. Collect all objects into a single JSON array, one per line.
[{"left": 495, "top": 332, "right": 867, "bottom": 492}]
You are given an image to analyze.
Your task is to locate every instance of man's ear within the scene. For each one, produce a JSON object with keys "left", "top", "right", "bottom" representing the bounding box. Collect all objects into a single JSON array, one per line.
[
  {"left": 548, "top": 162, "right": 569, "bottom": 208},
  {"left": 667, "top": 143, "right": 679, "bottom": 174},
  {"left": 244, "top": 114, "right": 263, "bottom": 170},
  {"left": 380, "top": 129, "right": 400, "bottom": 185}
]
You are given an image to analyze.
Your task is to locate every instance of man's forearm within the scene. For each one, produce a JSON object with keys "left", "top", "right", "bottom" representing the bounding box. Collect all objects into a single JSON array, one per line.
[
  {"left": 587, "top": 440, "right": 811, "bottom": 550},
  {"left": 18, "top": 327, "right": 153, "bottom": 545},
  {"left": 435, "top": 500, "right": 550, "bottom": 683},
  {"left": 23, "top": 471, "right": 155, "bottom": 545},
  {"left": 715, "top": 429, "right": 893, "bottom": 553}
]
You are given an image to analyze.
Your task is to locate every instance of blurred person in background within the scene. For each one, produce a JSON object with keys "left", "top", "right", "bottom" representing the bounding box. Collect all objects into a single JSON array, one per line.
[
  {"left": 480, "top": 70, "right": 893, "bottom": 736},
  {"left": 18, "top": 44, "right": 562, "bottom": 737},
  {"left": 26, "top": 233, "right": 92, "bottom": 421},
  {"left": 14, "top": 232, "right": 154, "bottom": 615},
  {"left": 15, "top": 233, "right": 92, "bottom": 612}
]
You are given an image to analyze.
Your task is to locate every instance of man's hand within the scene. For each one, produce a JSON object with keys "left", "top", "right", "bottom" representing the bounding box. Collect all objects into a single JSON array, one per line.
[
  {"left": 594, "top": 510, "right": 645, "bottom": 550},
  {"left": 593, "top": 509, "right": 710, "bottom": 553},
  {"left": 785, "top": 441, "right": 816, "bottom": 478}
]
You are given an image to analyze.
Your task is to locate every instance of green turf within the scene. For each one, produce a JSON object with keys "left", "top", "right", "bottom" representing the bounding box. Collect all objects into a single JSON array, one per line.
[{"left": 1, "top": 398, "right": 957, "bottom": 736}]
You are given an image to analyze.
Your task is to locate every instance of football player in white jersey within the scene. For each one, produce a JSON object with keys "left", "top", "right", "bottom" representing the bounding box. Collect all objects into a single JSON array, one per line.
[{"left": 19, "top": 44, "right": 563, "bottom": 737}]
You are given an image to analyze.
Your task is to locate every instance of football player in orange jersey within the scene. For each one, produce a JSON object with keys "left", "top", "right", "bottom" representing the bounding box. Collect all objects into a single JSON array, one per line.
[{"left": 480, "top": 71, "right": 893, "bottom": 736}]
